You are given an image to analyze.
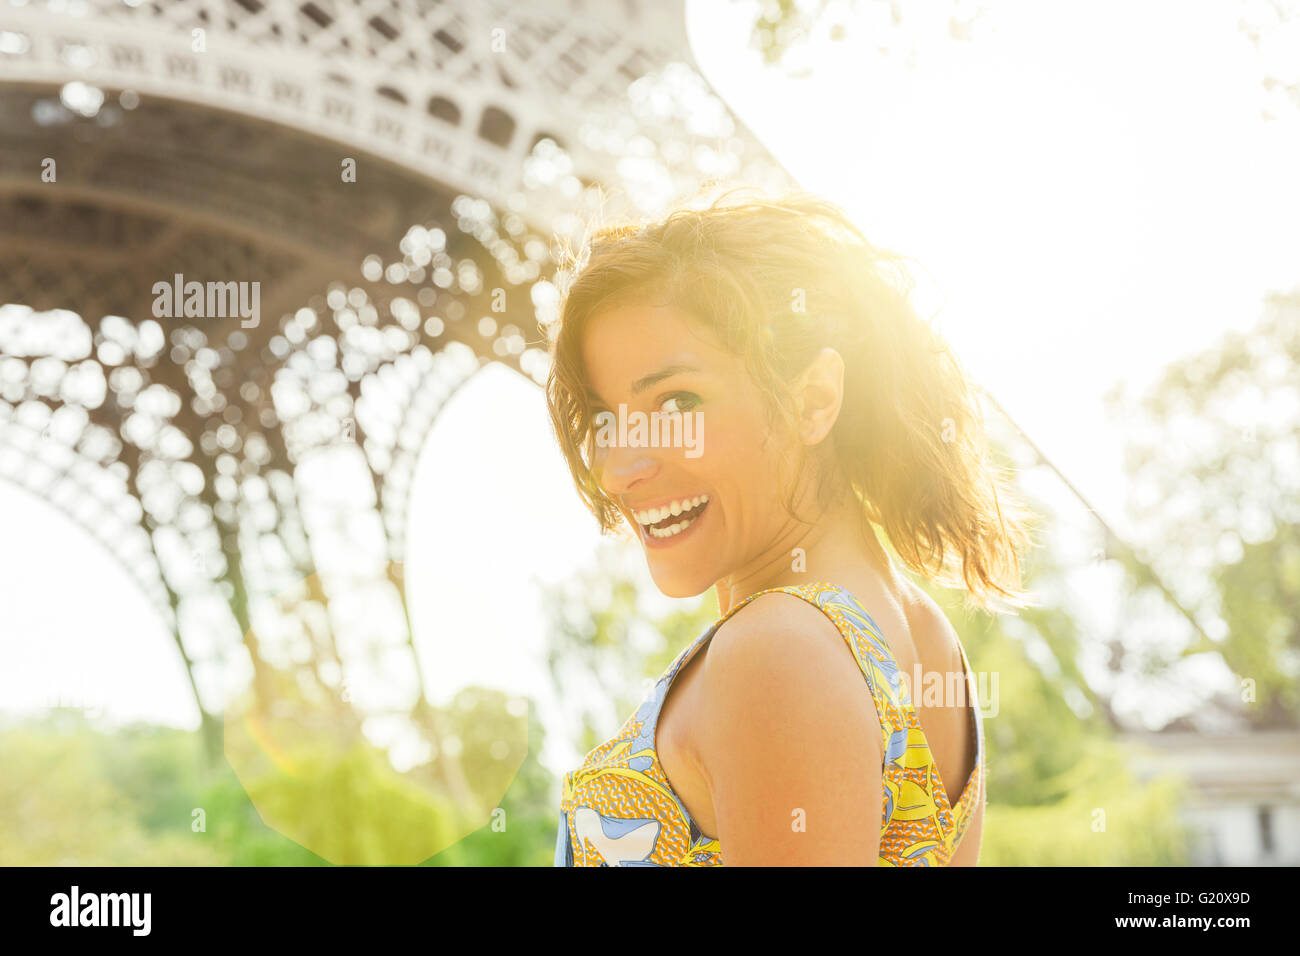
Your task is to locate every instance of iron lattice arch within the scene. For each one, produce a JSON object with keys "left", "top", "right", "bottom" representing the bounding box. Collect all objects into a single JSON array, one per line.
[
  {"left": 0, "top": 0, "right": 718, "bottom": 213},
  {"left": 0, "top": 0, "right": 798, "bottom": 828}
]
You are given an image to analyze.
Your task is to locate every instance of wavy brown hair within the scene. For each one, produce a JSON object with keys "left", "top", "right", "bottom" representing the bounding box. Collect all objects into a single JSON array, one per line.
[{"left": 544, "top": 187, "right": 1040, "bottom": 613}]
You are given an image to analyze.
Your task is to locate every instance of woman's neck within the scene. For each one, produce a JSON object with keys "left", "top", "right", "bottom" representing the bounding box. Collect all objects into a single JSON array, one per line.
[{"left": 714, "top": 497, "right": 897, "bottom": 616}]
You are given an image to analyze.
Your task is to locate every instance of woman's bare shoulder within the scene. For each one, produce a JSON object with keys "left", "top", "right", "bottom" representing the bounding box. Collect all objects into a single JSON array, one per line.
[{"left": 707, "top": 589, "right": 848, "bottom": 668}]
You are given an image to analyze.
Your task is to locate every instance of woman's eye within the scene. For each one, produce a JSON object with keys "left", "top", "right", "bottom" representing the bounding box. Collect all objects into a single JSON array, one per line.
[{"left": 659, "top": 393, "right": 699, "bottom": 414}]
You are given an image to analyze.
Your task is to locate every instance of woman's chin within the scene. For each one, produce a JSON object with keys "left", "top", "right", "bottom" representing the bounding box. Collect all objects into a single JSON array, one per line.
[{"left": 646, "top": 564, "right": 713, "bottom": 600}]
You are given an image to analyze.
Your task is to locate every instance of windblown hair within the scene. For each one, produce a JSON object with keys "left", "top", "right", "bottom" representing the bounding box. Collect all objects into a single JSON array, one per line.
[{"left": 544, "top": 187, "right": 1040, "bottom": 613}]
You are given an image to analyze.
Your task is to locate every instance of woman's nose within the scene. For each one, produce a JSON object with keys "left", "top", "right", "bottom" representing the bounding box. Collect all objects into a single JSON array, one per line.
[{"left": 594, "top": 444, "right": 660, "bottom": 497}]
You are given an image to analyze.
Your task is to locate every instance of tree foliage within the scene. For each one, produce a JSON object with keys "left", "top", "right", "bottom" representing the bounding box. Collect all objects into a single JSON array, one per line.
[{"left": 1107, "top": 294, "right": 1300, "bottom": 728}]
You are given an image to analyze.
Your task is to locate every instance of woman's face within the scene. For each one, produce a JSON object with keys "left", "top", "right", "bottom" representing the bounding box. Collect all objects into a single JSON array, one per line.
[{"left": 580, "top": 300, "right": 804, "bottom": 598}]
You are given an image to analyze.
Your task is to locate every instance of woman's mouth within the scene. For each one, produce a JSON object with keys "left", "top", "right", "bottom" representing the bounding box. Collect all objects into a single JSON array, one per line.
[{"left": 631, "top": 494, "right": 710, "bottom": 542}]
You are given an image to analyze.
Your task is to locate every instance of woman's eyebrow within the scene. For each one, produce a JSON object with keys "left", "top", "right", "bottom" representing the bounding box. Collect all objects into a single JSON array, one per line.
[
  {"left": 584, "top": 362, "right": 702, "bottom": 405},
  {"left": 630, "top": 363, "right": 701, "bottom": 395}
]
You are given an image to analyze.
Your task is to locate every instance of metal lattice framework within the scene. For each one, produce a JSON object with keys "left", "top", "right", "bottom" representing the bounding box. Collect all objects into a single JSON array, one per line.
[{"left": 0, "top": 0, "right": 797, "bottom": 815}]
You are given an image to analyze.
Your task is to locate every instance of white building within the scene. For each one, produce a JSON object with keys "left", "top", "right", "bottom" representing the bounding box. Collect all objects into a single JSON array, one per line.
[{"left": 1121, "top": 730, "right": 1300, "bottom": 866}]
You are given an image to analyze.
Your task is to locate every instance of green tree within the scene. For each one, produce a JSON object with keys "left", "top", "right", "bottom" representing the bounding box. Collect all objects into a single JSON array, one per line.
[{"left": 1107, "top": 294, "right": 1300, "bottom": 728}]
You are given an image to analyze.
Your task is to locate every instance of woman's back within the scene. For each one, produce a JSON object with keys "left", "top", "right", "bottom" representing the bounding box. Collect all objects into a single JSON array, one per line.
[{"left": 860, "top": 575, "right": 985, "bottom": 863}]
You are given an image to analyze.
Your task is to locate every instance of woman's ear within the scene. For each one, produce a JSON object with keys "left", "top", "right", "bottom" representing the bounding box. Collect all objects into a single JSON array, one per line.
[{"left": 796, "top": 347, "right": 845, "bottom": 445}]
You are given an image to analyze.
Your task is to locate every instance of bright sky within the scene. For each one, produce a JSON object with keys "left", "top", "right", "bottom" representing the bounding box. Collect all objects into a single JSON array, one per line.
[{"left": 2, "top": 0, "right": 1297, "bottom": 776}]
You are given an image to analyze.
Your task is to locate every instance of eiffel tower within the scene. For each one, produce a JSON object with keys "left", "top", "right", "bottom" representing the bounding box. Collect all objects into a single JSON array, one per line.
[{"left": 0, "top": 0, "right": 795, "bottom": 861}]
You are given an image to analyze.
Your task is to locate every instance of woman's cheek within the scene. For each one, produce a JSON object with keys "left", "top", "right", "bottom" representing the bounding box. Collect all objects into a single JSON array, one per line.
[{"left": 697, "top": 408, "right": 745, "bottom": 459}]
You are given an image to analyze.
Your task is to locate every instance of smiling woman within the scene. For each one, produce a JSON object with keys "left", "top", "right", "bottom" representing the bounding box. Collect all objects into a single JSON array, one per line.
[{"left": 544, "top": 188, "right": 1041, "bottom": 867}]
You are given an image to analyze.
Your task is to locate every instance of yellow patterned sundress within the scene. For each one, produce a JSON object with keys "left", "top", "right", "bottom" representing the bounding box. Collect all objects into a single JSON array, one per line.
[{"left": 553, "top": 581, "right": 985, "bottom": 866}]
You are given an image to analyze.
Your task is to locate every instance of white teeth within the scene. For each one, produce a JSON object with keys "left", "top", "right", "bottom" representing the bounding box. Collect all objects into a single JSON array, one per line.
[
  {"left": 632, "top": 494, "right": 709, "bottom": 526},
  {"left": 644, "top": 498, "right": 710, "bottom": 539},
  {"left": 649, "top": 518, "right": 691, "bottom": 538}
]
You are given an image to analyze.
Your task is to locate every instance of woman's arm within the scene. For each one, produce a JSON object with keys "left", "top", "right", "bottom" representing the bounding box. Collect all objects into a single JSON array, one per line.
[{"left": 695, "top": 592, "right": 883, "bottom": 866}]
